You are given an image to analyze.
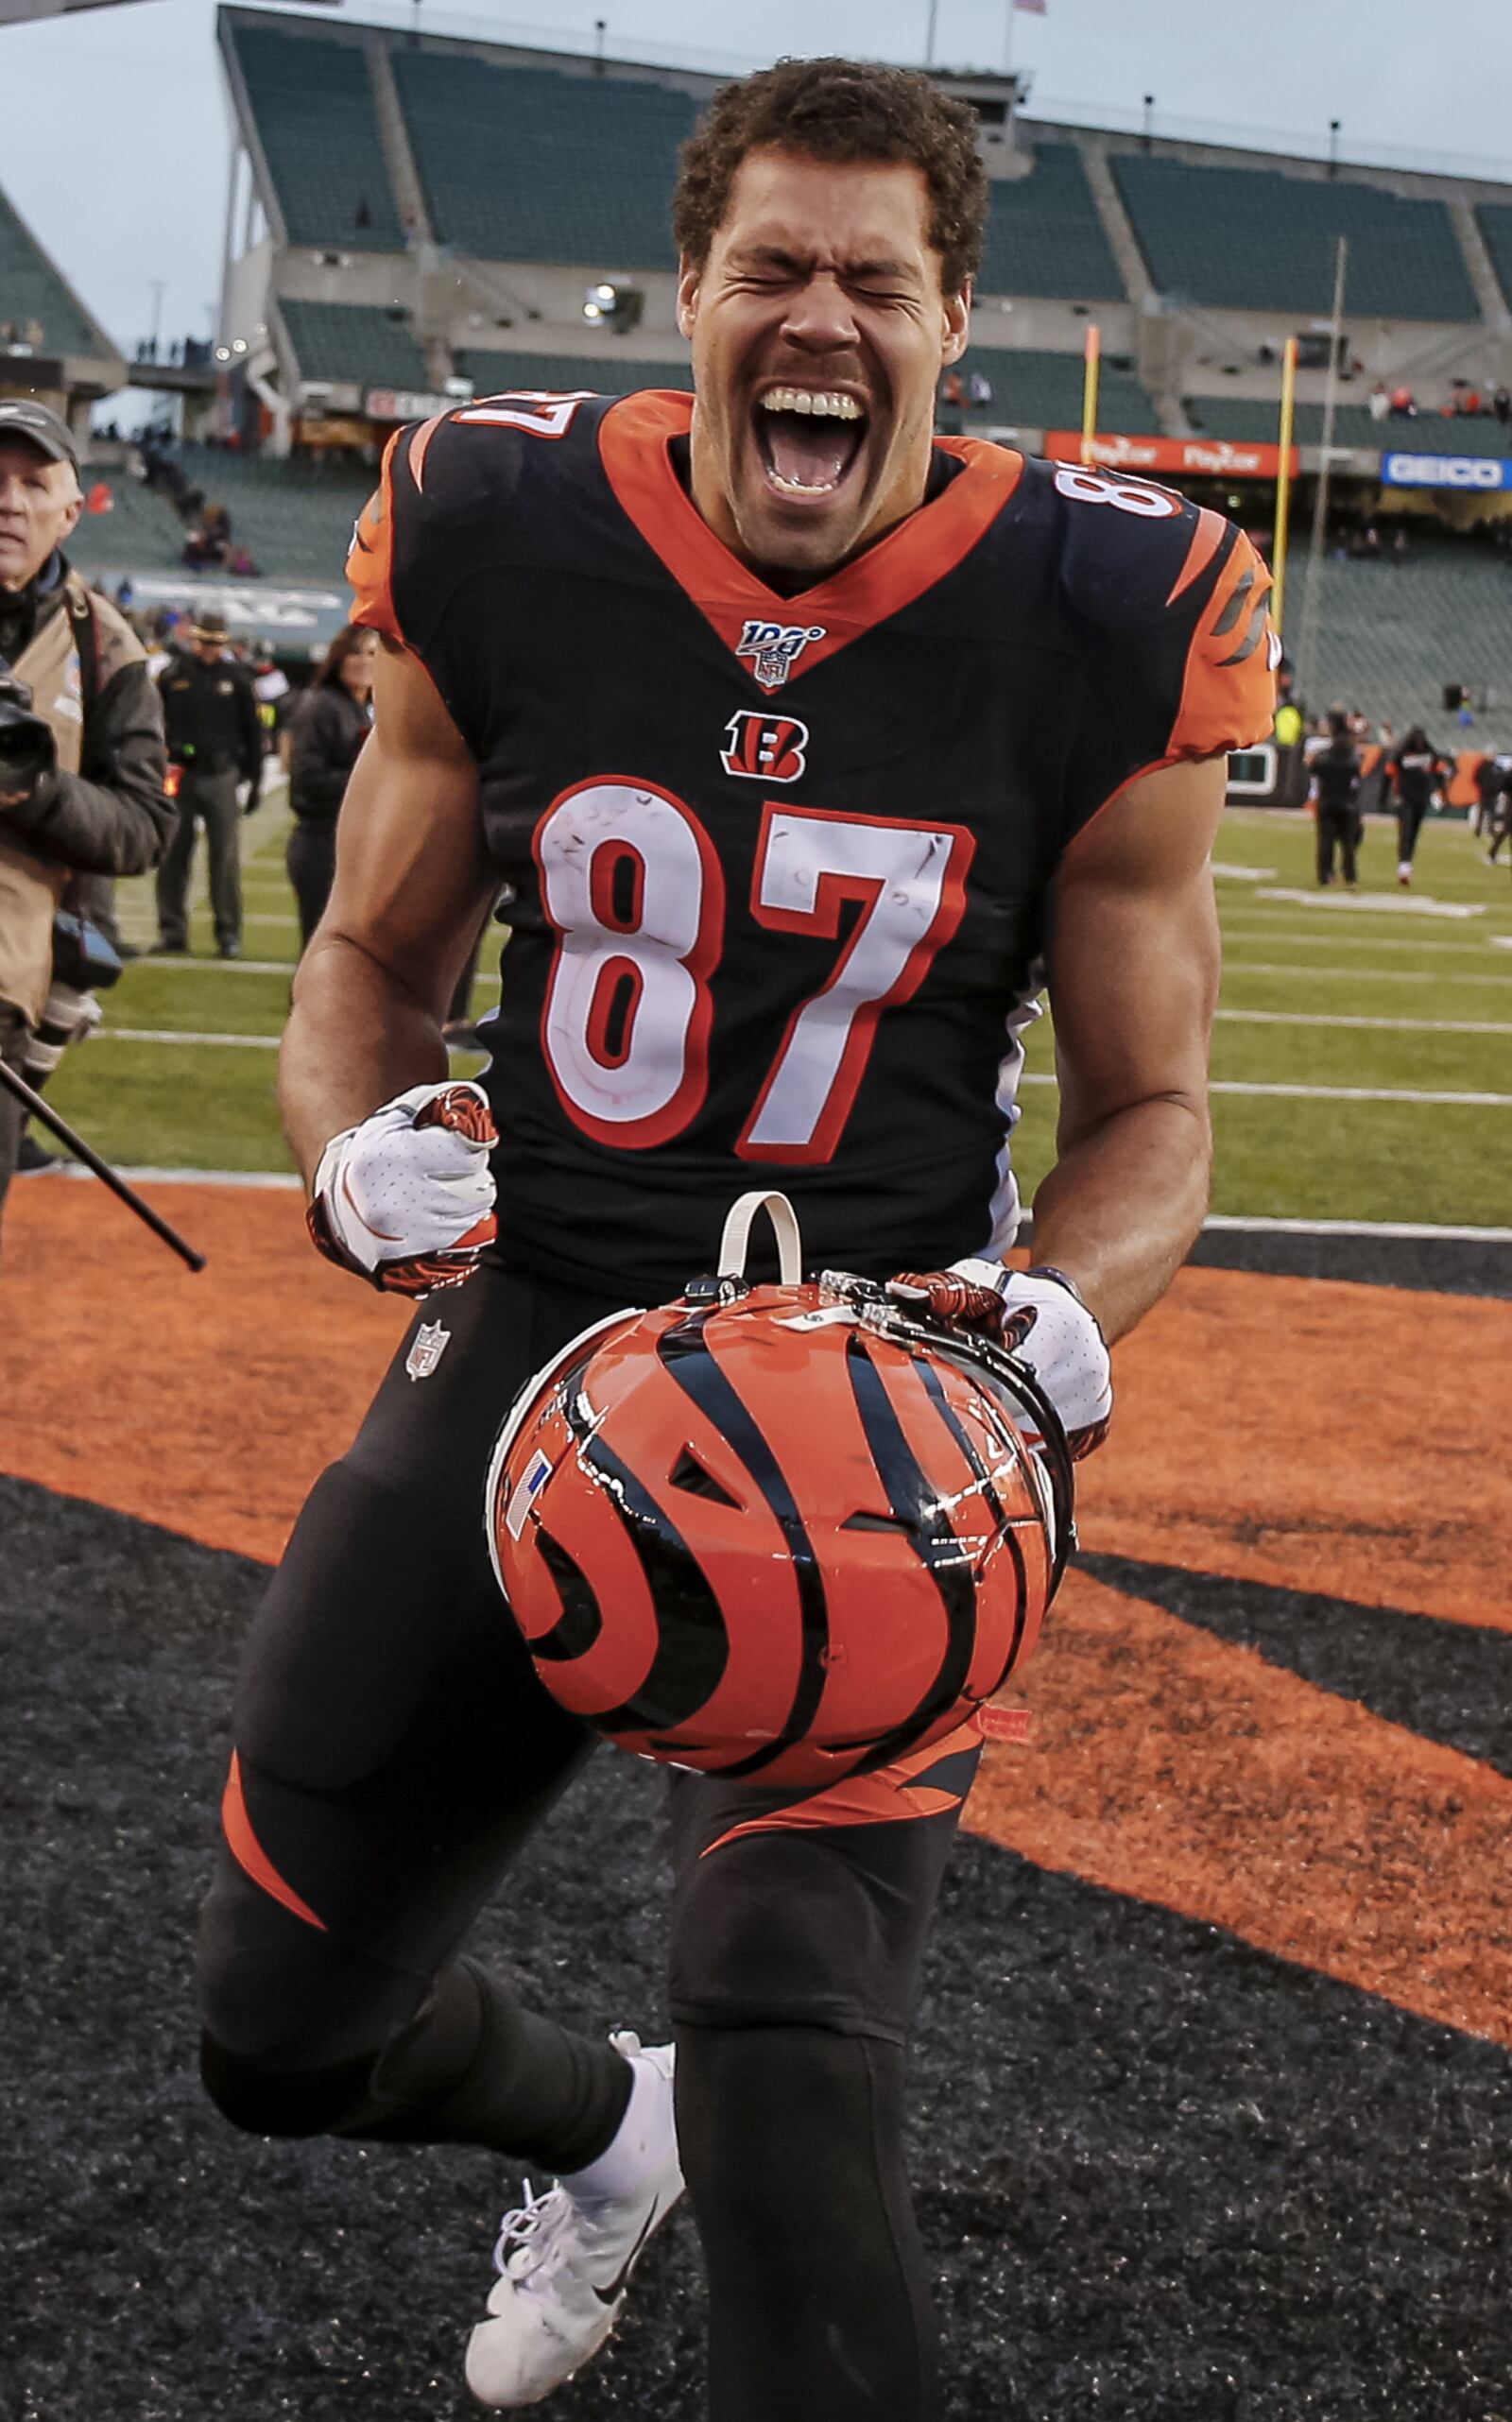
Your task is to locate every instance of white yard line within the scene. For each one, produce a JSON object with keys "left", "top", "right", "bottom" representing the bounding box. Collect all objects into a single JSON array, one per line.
[
  {"left": 50, "top": 1161, "right": 1512, "bottom": 1243},
  {"left": 120, "top": 957, "right": 294, "bottom": 975},
  {"left": 1220, "top": 960, "right": 1512, "bottom": 986},
  {"left": 1201, "top": 1213, "right": 1512, "bottom": 1243},
  {"left": 1018, "top": 1072, "right": 1512, "bottom": 1106},
  {"left": 1255, "top": 887, "right": 1486, "bottom": 919},
  {"left": 1214, "top": 1008, "right": 1512, "bottom": 1035},
  {"left": 97, "top": 1027, "right": 280, "bottom": 1048},
  {"left": 87, "top": 1030, "right": 1509, "bottom": 1104},
  {"left": 1217, "top": 926, "right": 1512, "bottom": 956}
]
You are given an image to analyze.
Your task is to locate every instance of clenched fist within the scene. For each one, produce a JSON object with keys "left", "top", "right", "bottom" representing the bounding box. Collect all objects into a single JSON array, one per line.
[
  {"left": 888, "top": 1259, "right": 1112, "bottom": 1460},
  {"left": 308, "top": 1080, "right": 499, "bottom": 1297}
]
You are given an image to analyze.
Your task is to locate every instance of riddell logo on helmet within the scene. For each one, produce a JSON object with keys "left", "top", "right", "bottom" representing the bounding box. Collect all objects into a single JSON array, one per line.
[{"left": 721, "top": 710, "right": 809, "bottom": 783}]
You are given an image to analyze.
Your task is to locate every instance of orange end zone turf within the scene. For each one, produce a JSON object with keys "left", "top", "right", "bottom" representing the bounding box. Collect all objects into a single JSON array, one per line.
[{"left": 2, "top": 1178, "right": 1508, "bottom": 2043}]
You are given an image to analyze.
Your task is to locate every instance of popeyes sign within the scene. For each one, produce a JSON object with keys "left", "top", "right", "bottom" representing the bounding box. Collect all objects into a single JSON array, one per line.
[{"left": 1044, "top": 431, "right": 1297, "bottom": 479}]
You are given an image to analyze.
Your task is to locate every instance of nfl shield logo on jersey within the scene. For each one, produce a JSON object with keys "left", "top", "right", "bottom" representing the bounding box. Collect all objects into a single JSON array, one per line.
[
  {"left": 735, "top": 619, "right": 826, "bottom": 691},
  {"left": 405, "top": 1320, "right": 452, "bottom": 1382}
]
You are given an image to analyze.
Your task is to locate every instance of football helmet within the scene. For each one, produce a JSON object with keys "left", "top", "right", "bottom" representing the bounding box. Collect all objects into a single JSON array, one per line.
[{"left": 485, "top": 1194, "right": 1074, "bottom": 1790}]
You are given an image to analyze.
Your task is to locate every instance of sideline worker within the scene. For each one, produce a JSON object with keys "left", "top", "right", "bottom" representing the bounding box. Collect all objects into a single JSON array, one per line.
[
  {"left": 155, "top": 608, "right": 263, "bottom": 957},
  {"left": 0, "top": 398, "right": 170, "bottom": 1239},
  {"left": 285, "top": 622, "right": 375, "bottom": 951}
]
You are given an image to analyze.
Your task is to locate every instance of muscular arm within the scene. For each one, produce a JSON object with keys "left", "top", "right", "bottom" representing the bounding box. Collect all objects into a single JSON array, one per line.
[
  {"left": 280, "top": 639, "right": 496, "bottom": 1182},
  {"left": 1029, "top": 755, "right": 1226, "bottom": 1342}
]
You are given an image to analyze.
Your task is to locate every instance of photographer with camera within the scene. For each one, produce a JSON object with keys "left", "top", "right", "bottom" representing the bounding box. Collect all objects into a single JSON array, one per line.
[{"left": 0, "top": 399, "right": 171, "bottom": 1244}]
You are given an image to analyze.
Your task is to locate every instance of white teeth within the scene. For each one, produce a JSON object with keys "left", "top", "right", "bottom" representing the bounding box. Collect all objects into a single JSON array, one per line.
[{"left": 760, "top": 386, "right": 864, "bottom": 421}]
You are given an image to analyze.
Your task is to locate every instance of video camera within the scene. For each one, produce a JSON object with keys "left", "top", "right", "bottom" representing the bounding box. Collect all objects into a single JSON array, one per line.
[{"left": 0, "top": 666, "right": 58, "bottom": 796}]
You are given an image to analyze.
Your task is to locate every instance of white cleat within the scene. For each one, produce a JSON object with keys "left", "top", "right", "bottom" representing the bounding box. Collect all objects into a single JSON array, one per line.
[{"left": 465, "top": 2033, "right": 683, "bottom": 2408}]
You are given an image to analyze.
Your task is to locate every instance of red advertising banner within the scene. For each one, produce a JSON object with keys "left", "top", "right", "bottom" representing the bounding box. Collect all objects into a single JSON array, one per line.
[{"left": 1043, "top": 430, "right": 1298, "bottom": 480}]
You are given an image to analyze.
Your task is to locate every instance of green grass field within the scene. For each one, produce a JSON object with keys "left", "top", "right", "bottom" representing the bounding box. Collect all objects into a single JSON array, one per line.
[{"left": 45, "top": 794, "right": 1512, "bottom": 1227}]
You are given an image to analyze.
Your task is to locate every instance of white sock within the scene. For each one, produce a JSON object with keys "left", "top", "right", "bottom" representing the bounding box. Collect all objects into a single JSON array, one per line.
[{"left": 560, "top": 2051, "right": 662, "bottom": 2209}]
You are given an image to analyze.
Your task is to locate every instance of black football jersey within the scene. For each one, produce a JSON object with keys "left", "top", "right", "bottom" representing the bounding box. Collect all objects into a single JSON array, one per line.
[{"left": 350, "top": 387, "right": 1275, "bottom": 1298}]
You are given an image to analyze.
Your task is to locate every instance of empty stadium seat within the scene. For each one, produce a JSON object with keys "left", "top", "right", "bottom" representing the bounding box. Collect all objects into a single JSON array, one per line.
[
  {"left": 1186, "top": 396, "right": 1512, "bottom": 455},
  {"left": 453, "top": 349, "right": 691, "bottom": 398},
  {"left": 66, "top": 473, "right": 190, "bottom": 574},
  {"left": 278, "top": 299, "right": 428, "bottom": 391},
  {"left": 1307, "top": 548, "right": 1512, "bottom": 745},
  {"left": 1112, "top": 155, "right": 1479, "bottom": 321},
  {"left": 977, "top": 143, "right": 1123, "bottom": 301},
  {"left": 951, "top": 347, "right": 1157, "bottom": 434},
  {"left": 0, "top": 184, "right": 104, "bottom": 358},
  {"left": 229, "top": 23, "right": 404, "bottom": 251},
  {"left": 393, "top": 53, "right": 693, "bottom": 266},
  {"left": 170, "top": 441, "right": 373, "bottom": 584},
  {"left": 1471, "top": 205, "right": 1512, "bottom": 314}
]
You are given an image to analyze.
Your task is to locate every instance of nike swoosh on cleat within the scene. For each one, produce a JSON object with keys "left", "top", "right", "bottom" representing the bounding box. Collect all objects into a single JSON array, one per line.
[{"left": 592, "top": 2199, "right": 660, "bottom": 2307}]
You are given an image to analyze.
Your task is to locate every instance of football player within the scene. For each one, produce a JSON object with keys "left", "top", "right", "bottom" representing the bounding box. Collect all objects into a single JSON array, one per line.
[{"left": 197, "top": 56, "right": 1275, "bottom": 2421}]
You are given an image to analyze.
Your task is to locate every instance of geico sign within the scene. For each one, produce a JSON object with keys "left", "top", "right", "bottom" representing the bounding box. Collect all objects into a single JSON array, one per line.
[{"left": 1383, "top": 452, "right": 1508, "bottom": 489}]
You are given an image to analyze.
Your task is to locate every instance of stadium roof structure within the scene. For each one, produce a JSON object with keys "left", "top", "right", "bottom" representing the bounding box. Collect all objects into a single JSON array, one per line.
[
  {"left": 213, "top": 3, "right": 1512, "bottom": 462},
  {"left": 0, "top": 179, "right": 123, "bottom": 403}
]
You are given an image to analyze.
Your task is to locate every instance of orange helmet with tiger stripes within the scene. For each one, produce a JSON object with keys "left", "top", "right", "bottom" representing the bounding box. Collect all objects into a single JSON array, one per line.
[{"left": 485, "top": 1195, "right": 1073, "bottom": 1790}]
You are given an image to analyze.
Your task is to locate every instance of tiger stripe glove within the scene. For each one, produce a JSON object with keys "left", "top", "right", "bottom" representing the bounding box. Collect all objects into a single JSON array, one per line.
[
  {"left": 307, "top": 1080, "right": 499, "bottom": 1298},
  {"left": 888, "top": 1259, "right": 1112, "bottom": 1461}
]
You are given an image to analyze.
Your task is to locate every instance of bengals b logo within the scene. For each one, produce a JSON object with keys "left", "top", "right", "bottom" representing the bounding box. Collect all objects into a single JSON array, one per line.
[{"left": 721, "top": 711, "right": 809, "bottom": 783}]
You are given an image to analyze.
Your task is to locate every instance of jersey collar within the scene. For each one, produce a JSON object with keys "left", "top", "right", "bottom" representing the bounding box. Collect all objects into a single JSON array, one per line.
[{"left": 597, "top": 388, "right": 1022, "bottom": 692}]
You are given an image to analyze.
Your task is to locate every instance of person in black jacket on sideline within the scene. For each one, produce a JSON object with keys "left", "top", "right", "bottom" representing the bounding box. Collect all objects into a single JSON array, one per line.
[
  {"left": 1310, "top": 710, "right": 1362, "bottom": 886},
  {"left": 1389, "top": 726, "right": 1449, "bottom": 887},
  {"left": 286, "top": 625, "right": 375, "bottom": 950}
]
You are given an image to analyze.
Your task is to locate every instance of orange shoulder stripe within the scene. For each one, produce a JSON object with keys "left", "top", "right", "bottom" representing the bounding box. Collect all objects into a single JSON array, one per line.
[{"left": 347, "top": 426, "right": 404, "bottom": 645}]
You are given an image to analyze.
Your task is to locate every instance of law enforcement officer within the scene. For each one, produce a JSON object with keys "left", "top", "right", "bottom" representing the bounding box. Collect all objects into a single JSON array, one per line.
[
  {"left": 0, "top": 397, "right": 170, "bottom": 1238},
  {"left": 154, "top": 608, "right": 263, "bottom": 957}
]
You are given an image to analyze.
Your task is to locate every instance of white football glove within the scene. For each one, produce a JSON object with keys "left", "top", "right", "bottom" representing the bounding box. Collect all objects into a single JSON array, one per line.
[
  {"left": 307, "top": 1079, "right": 498, "bottom": 1297},
  {"left": 887, "top": 1258, "right": 1112, "bottom": 1460}
]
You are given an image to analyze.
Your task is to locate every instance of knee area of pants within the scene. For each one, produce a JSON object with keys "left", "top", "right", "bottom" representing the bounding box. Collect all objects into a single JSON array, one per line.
[{"left": 199, "top": 2031, "right": 379, "bottom": 2139}]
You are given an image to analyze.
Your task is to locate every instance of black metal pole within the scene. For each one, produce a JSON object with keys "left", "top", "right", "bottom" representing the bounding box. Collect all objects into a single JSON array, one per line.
[{"left": 0, "top": 1057, "right": 206, "bottom": 1272}]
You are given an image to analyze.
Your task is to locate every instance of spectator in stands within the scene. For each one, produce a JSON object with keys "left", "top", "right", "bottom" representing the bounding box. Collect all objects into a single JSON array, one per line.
[
  {"left": 1310, "top": 710, "right": 1362, "bottom": 888},
  {"left": 1388, "top": 384, "right": 1416, "bottom": 417},
  {"left": 938, "top": 368, "right": 964, "bottom": 435},
  {"left": 967, "top": 366, "right": 993, "bottom": 411},
  {"left": 0, "top": 399, "right": 171, "bottom": 1234},
  {"left": 1495, "top": 386, "right": 1512, "bottom": 428},
  {"left": 285, "top": 624, "right": 375, "bottom": 951},
  {"left": 1368, "top": 381, "right": 1389, "bottom": 423},
  {"left": 1388, "top": 725, "right": 1449, "bottom": 887},
  {"left": 154, "top": 610, "right": 263, "bottom": 957}
]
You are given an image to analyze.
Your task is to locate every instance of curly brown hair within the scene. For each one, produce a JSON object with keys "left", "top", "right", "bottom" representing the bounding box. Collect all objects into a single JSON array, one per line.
[{"left": 673, "top": 57, "right": 988, "bottom": 298}]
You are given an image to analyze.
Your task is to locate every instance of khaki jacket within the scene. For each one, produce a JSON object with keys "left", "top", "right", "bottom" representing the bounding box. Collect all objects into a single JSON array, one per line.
[{"left": 0, "top": 575, "right": 166, "bottom": 1022}]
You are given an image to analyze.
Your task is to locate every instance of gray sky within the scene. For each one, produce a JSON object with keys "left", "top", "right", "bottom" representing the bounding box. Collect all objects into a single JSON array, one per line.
[{"left": 4, "top": 0, "right": 1511, "bottom": 356}]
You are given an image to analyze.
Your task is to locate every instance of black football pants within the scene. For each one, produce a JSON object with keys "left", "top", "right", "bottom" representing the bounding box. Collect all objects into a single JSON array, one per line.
[
  {"left": 1315, "top": 802, "right": 1357, "bottom": 885},
  {"left": 198, "top": 1260, "right": 979, "bottom": 2420}
]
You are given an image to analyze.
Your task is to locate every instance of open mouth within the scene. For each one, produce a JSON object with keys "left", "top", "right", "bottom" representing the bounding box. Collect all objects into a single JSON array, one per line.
[{"left": 755, "top": 386, "right": 869, "bottom": 503}]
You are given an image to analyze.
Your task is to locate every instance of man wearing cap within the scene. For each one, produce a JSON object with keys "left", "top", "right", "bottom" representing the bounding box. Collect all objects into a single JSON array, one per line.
[
  {"left": 155, "top": 607, "right": 264, "bottom": 958},
  {"left": 0, "top": 398, "right": 171, "bottom": 1236}
]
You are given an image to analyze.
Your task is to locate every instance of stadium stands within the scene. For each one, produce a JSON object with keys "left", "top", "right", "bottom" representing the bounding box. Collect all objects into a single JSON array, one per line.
[
  {"left": 1110, "top": 155, "right": 1480, "bottom": 320},
  {"left": 170, "top": 443, "right": 371, "bottom": 582},
  {"left": 454, "top": 349, "right": 691, "bottom": 397},
  {"left": 1186, "top": 396, "right": 1512, "bottom": 455},
  {"left": 976, "top": 142, "right": 1123, "bottom": 301},
  {"left": 392, "top": 54, "right": 693, "bottom": 267},
  {"left": 1471, "top": 204, "right": 1512, "bottom": 314},
  {"left": 226, "top": 21, "right": 404, "bottom": 252},
  {"left": 277, "top": 299, "right": 428, "bottom": 391},
  {"left": 65, "top": 472, "right": 188, "bottom": 574},
  {"left": 1308, "top": 547, "right": 1512, "bottom": 743},
  {"left": 0, "top": 183, "right": 107, "bottom": 359},
  {"left": 955, "top": 347, "right": 1158, "bottom": 433}
]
